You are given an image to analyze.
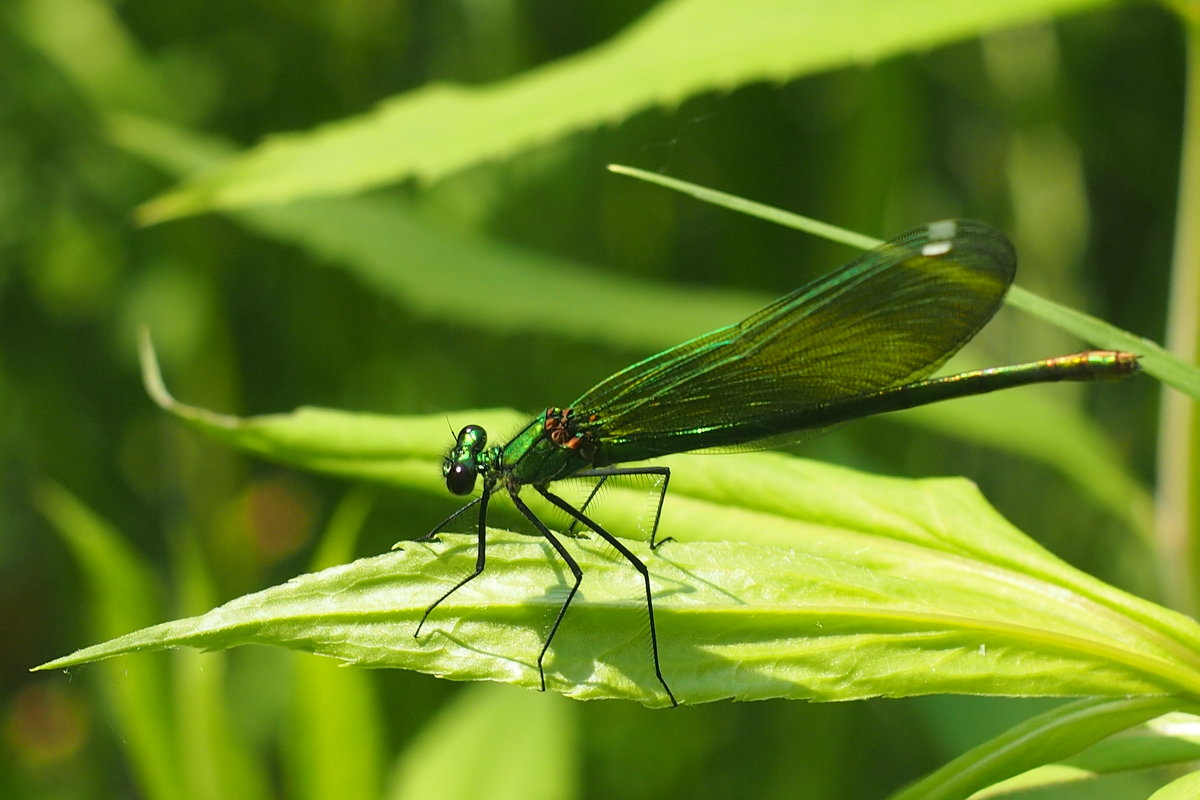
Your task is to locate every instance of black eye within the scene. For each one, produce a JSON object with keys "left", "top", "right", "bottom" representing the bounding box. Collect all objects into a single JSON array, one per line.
[{"left": 445, "top": 462, "right": 477, "bottom": 496}]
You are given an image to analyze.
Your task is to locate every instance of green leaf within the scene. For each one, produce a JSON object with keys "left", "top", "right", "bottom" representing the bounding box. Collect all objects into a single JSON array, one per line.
[
  {"left": 889, "top": 697, "right": 1192, "bottom": 800},
  {"left": 135, "top": 326, "right": 511, "bottom": 494},
  {"left": 33, "top": 471, "right": 1200, "bottom": 708},
  {"left": 136, "top": 0, "right": 1116, "bottom": 221},
  {"left": 107, "top": 113, "right": 767, "bottom": 354},
  {"left": 1148, "top": 769, "right": 1200, "bottom": 800},
  {"left": 385, "top": 684, "right": 577, "bottom": 800},
  {"left": 34, "top": 484, "right": 181, "bottom": 800},
  {"left": 963, "top": 710, "right": 1200, "bottom": 798}
]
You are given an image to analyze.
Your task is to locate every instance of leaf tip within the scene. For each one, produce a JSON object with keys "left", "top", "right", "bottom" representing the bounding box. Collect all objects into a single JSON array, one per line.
[
  {"left": 134, "top": 189, "right": 201, "bottom": 227},
  {"left": 607, "top": 163, "right": 648, "bottom": 180},
  {"left": 30, "top": 655, "right": 75, "bottom": 673}
]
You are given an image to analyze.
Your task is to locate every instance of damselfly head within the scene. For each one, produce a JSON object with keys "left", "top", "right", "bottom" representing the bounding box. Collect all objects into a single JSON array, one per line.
[{"left": 444, "top": 425, "right": 488, "bottom": 495}]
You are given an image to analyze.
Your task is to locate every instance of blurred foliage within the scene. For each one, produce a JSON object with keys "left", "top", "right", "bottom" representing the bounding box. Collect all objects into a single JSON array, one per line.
[{"left": 0, "top": 0, "right": 1190, "bottom": 798}]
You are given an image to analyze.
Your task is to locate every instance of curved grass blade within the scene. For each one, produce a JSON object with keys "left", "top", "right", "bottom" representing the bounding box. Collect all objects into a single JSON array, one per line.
[
  {"left": 966, "top": 711, "right": 1200, "bottom": 798},
  {"left": 608, "top": 164, "right": 1200, "bottom": 400},
  {"left": 888, "top": 697, "right": 1193, "bottom": 800},
  {"left": 34, "top": 484, "right": 181, "bottom": 800},
  {"left": 386, "top": 684, "right": 577, "bottom": 800}
]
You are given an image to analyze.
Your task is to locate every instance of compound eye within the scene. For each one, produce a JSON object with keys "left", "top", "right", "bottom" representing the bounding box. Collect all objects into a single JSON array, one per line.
[{"left": 445, "top": 462, "right": 478, "bottom": 496}]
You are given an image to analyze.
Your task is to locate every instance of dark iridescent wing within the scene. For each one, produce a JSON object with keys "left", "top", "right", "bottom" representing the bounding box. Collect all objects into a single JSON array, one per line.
[{"left": 573, "top": 219, "right": 1015, "bottom": 458}]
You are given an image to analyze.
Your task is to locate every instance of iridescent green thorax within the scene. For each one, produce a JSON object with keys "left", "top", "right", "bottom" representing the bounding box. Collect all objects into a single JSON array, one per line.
[
  {"left": 444, "top": 407, "right": 607, "bottom": 497},
  {"left": 498, "top": 407, "right": 599, "bottom": 484}
]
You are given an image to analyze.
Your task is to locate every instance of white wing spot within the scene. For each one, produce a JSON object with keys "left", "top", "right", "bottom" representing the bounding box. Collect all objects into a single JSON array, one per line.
[{"left": 922, "top": 220, "right": 958, "bottom": 256}]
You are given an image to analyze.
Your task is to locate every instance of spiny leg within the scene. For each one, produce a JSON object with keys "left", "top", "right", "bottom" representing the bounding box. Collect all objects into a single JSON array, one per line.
[
  {"left": 572, "top": 466, "right": 673, "bottom": 549},
  {"left": 509, "top": 492, "right": 583, "bottom": 693},
  {"left": 565, "top": 474, "right": 611, "bottom": 536},
  {"left": 537, "top": 485, "right": 678, "bottom": 707},
  {"left": 415, "top": 490, "right": 490, "bottom": 637}
]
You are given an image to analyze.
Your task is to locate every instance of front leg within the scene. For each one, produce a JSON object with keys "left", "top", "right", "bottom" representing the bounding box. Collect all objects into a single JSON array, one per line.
[
  {"left": 415, "top": 495, "right": 483, "bottom": 543},
  {"left": 415, "top": 490, "right": 490, "bottom": 637}
]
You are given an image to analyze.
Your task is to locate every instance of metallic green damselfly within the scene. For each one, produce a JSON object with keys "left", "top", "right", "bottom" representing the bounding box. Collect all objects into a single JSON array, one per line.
[{"left": 419, "top": 219, "right": 1139, "bottom": 706}]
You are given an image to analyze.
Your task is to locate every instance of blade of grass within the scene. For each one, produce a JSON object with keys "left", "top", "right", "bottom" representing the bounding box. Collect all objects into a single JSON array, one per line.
[
  {"left": 385, "top": 684, "right": 577, "bottom": 800},
  {"left": 1155, "top": 13, "right": 1200, "bottom": 616},
  {"left": 607, "top": 164, "right": 1200, "bottom": 400},
  {"left": 888, "top": 697, "right": 1192, "bottom": 800},
  {"left": 33, "top": 484, "right": 181, "bottom": 800},
  {"left": 969, "top": 711, "right": 1200, "bottom": 797},
  {"left": 172, "top": 534, "right": 272, "bottom": 800}
]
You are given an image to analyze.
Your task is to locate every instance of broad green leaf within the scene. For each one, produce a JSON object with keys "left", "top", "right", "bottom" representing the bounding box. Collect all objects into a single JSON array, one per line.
[
  {"left": 34, "top": 484, "right": 180, "bottom": 800},
  {"left": 385, "top": 684, "right": 577, "bottom": 800},
  {"left": 33, "top": 478, "right": 1200, "bottom": 708},
  {"left": 137, "top": 0, "right": 1116, "bottom": 221},
  {"left": 890, "top": 697, "right": 1191, "bottom": 800}
]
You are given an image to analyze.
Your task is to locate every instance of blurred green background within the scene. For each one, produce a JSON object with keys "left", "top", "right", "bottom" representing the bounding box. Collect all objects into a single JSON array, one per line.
[{"left": 2, "top": 0, "right": 1184, "bottom": 798}]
